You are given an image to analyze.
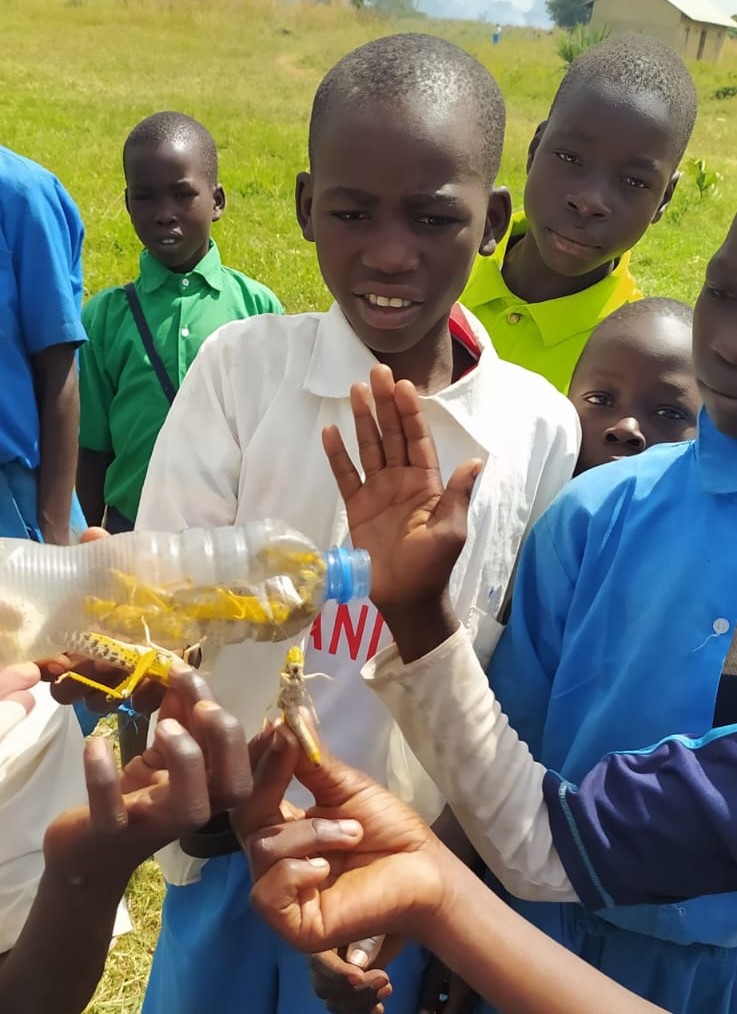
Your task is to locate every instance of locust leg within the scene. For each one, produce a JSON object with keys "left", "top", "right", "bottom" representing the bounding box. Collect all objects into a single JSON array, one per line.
[{"left": 60, "top": 648, "right": 161, "bottom": 701}]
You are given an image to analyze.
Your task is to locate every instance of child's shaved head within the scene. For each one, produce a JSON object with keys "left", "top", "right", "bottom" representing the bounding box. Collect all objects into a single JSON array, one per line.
[
  {"left": 551, "top": 33, "right": 697, "bottom": 164},
  {"left": 124, "top": 112, "right": 218, "bottom": 185},
  {"left": 308, "top": 33, "right": 506, "bottom": 189}
]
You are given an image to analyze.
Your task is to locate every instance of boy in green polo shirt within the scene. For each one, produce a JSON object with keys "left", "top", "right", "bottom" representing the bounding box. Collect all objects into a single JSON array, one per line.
[
  {"left": 461, "top": 33, "right": 696, "bottom": 393},
  {"left": 77, "top": 111, "right": 283, "bottom": 533}
]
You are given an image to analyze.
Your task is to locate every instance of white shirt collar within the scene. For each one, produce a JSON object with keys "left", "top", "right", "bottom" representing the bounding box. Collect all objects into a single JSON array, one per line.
[{"left": 304, "top": 302, "right": 499, "bottom": 454}]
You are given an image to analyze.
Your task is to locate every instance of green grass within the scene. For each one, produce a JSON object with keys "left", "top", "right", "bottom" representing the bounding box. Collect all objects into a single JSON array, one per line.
[{"left": 2, "top": 1, "right": 735, "bottom": 1007}]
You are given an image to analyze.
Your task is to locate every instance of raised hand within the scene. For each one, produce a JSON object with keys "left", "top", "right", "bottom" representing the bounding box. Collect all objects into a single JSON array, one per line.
[{"left": 322, "top": 364, "right": 481, "bottom": 618}]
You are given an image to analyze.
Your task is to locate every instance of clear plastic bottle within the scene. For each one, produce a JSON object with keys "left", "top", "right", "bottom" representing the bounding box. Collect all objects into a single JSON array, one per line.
[{"left": 0, "top": 520, "right": 371, "bottom": 666}]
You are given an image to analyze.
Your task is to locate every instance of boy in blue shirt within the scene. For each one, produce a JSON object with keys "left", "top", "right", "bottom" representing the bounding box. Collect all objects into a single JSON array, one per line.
[
  {"left": 461, "top": 34, "right": 697, "bottom": 393},
  {"left": 477, "top": 215, "right": 737, "bottom": 1012},
  {"left": 0, "top": 148, "right": 87, "bottom": 545},
  {"left": 77, "top": 111, "right": 283, "bottom": 535}
]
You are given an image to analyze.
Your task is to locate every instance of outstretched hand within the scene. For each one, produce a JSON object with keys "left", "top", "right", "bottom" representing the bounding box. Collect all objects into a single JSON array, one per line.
[
  {"left": 243, "top": 729, "right": 451, "bottom": 960},
  {"left": 322, "top": 364, "right": 481, "bottom": 619},
  {"left": 43, "top": 669, "right": 252, "bottom": 885}
]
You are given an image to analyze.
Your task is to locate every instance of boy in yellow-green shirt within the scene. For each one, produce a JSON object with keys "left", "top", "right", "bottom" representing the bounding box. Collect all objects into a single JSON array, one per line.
[
  {"left": 78, "top": 111, "right": 283, "bottom": 533},
  {"left": 461, "top": 34, "right": 695, "bottom": 393}
]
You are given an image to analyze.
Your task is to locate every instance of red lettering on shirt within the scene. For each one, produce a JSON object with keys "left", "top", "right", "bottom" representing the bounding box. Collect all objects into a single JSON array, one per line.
[
  {"left": 366, "top": 612, "right": 386, "bottom": 660},
  {"left": 328, "top": 604, "right": 370, "bottom": 659},
  {"left": 309, "top": 614, "right": 322, "bottom": 651}
]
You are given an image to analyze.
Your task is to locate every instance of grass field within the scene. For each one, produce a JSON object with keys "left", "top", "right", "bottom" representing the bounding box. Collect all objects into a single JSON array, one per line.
[{"left": 4, "top": 0, "right": 737, "bottom": 1008}]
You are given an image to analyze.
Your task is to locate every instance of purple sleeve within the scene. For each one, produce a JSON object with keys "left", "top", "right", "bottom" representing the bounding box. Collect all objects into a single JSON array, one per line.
[{"left": 544, "top": 726, "right": 737, "bottom": 908}]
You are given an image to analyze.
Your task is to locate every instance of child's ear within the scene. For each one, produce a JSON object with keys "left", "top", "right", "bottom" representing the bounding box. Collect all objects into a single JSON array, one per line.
[
  {"left": 526, "top": 120, "right": 548, "bottom": 174},
  {"left": 295, "top": 172, "right": 314, "bottom": 241},
  {"left": 651, "top": 171, "right": 680, "bottom": 224},
  {"left": 124, "top": 188, "right": 131, "bottom": 214},
  {"left": 212, "top": 184, "right": 226, "bottom": 222},
  {"left": 479, "top": 187, "right": 512, "bottom": 257}
]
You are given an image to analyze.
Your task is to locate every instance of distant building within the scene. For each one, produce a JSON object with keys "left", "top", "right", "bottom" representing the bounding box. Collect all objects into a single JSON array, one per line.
[{"left": 589, "top": 0, "right": 735, "bottom": 61}]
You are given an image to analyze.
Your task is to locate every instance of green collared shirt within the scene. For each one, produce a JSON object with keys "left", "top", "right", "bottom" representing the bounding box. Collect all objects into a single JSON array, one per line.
[
  {"left": 461, "top": 211, "right": 642, "bottom": 393},
  {"left": 80, "top": 242, "right": 283, "bottom": 521}
]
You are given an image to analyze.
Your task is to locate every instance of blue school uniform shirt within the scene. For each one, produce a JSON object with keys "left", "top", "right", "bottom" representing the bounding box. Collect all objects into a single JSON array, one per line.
[
  {"left": 490, "top": 408, "right": 737, "bottom": 948},
  {"left": 0, "top": 146, "right": 86, "bottom": 469}
]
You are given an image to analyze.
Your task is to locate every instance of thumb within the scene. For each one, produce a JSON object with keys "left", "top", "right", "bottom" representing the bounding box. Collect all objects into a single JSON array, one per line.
[
  {"left": 433, "top": 458, "right": 482, "bottom": 530},
  {"left": 346, "top": 934, "right": 385, "bottom": 969},
  {"left": 81, "top": 526, "right": 110, "bottom": 544},
  {"left": 296, "top": 742, "right": 377, "bottom": 808}
]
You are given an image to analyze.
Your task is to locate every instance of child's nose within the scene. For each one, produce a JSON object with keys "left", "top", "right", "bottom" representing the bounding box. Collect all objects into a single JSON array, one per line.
[
  {"left": 566, "top": 181, "right": 609, "bottom": 218},
  {"left": 154, "top": 202, "right": 178, "bottom": 225},
  {"left": 361, "top": 225, "right": 419, "bottom": 275},
  {"left": 604, "top": 417, "right": 646, "bottom": 450}
]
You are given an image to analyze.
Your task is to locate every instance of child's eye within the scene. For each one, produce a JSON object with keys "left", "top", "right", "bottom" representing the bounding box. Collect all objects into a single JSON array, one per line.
[
  {"left": 331, "top": 211, "right": 368, "bottom": 222},
  {"left": 416, "top": 214, "right": 458, "bottom": 227},
  {"left": 554, "top": 151, "right": 578, "bottom": 165},
  {"left": 175, "top": 190, "right": 197, "bottom": 200},
  {"left": 623, "top": 176, "right": 648, "bottom": 190},
  {"left": 582, "top": 392, "right": 611, "bottom": 406},
  {"left": 656, "top": 406, "right": 688, "bottom": 421}
]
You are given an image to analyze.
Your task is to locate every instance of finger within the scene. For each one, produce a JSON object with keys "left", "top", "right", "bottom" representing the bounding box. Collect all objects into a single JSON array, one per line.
[
  {"left": 432, "top": 459, "right": 483, "bottom": 533},
  {"left": 350, "top": 382, "right": 386, "bottom": 478},
  {"left": 370, "top": 365, "right": 408, "bottom": 469},
  {"left": 153, "top": 718, "right": 211, "bottom": 829},
  {"left": 232, "top": 724, "right": 300, "bottom": 843},
  {"left": 247, "top": 816, "right": 363, "bottom": 880},
  {"left": 323, "top": 425, "right": 364, "bottom": 504},
  {"left": 347, "top": 934, "right": 385, "bottom": 970},
  {"left": 294, "top": 739, "right": 376, "bottom": 809},
  {"left": 84, "top": 736, "right": 128, "bottom": 833},
  {"left": 156, "top": 666, "right": 216, "bottom": 726},
  {"left": 0, "top": 696, "right": 34, "bottom": 741},
  {"left": 394, "top": 379, "right": 442, "bottom": 472},
  {"left": 312, "top": 950, "right": 389, "bottom": 1013},
  {"left": 250, "top": 855, "right": 331, "bottom": 940},
  {"left": 191, "top": 699, "right": 252, "bottom": 806},
  {"left": 0, "top": 662, "right": 42, "bottom": 696},
  {"left": 81, "top": 526, "right": 110, "bottom": 544}
]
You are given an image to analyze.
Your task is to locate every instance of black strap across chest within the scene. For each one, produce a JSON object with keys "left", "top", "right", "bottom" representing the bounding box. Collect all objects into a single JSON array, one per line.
[{"left": 123, "top": 283, "right": 177, "bottom": 405}]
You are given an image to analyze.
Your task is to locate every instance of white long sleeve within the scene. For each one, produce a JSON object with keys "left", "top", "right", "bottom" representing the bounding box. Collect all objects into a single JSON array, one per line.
[{"left": 363, "top": 625, "right": 578, "bottom": 902}]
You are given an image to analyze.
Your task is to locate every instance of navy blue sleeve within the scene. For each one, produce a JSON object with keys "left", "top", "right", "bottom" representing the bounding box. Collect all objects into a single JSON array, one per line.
[{"left": 544, "top": 725, "right": 737, "bottom": 908}]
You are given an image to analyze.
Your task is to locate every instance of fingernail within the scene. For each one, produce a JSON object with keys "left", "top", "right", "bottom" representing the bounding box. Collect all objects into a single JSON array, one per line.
[
  {"left": 348, "top": 948, "right": 369, "bottom": 969},
  {"left": 336, "top": 819, "right": 361, "bottom": 837},
  {"left": 196, "top": 699, "right": 221, "bottom": 712},
  {"left": 307, "top": 857, "right": 329, "bottom": 868},
  {"left": 158, "top": 718, "right": 184, "bottom": 736},
  {"left": 85, "top": 735, "right": 109, "bottom": 759}
]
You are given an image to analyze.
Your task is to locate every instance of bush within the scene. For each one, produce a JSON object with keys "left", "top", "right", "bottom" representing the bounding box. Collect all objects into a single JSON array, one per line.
[{"left": 556, "top": 23, "right": 610, "bottom": 66}]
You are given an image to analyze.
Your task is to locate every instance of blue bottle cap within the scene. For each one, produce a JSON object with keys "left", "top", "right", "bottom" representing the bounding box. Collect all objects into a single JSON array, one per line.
[{"left": 323, "top": 547, "right": 371, "bottom": 604}]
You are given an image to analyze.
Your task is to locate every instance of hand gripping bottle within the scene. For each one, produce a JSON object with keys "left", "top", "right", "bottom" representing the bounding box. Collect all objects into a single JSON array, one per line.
[{"left": 0, "top": 521, "right": 371, "bottom": 668}]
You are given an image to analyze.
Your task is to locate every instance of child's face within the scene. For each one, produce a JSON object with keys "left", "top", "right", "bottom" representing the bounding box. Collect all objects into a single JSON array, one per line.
[
  {"left": 296, "top": 100, "right": 508, "bottom": 363},
  {"left": 693, "top": 218, "right": 737, "bottom": 439},
  {"left": 570, "top": 316, "right": 699, "bottom": 474},
  {"left": 125, "top": 141, "right": 225, "bottom": 274},
  {"left": 524, "top": 86, "right": 678, "bottom": 282}
]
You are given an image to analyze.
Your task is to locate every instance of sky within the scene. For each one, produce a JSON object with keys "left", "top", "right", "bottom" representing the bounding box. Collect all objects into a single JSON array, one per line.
[{"left": 415, "top": 0, "right": 737, "bottom": 27}]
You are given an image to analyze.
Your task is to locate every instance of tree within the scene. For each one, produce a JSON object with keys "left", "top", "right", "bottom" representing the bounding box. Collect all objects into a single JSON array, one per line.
[{"left": 546, "top": 0, "right": 591, "bottom": 28}]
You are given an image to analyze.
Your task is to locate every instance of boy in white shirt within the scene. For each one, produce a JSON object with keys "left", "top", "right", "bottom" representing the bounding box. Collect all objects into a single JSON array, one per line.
[{"left": 135, "top": 31, "right": 579, "bottom": 1014}]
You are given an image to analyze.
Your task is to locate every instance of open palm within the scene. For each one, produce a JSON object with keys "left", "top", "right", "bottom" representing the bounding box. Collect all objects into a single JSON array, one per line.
[{"left": 322, "top": 365, "right": 481, "bottom": 614}]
